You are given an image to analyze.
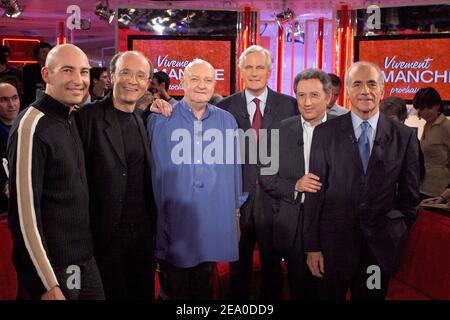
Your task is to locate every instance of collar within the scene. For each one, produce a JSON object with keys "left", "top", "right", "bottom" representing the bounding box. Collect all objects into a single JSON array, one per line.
[
  {"left": 179, "top": 99, "right": 213, "bottom": 121},
  {"left": 33, "top": 93, "right": 74, "bottom": 122},
  {"left": 245, "top": 87, "right": 268, "bottom": 105},
  {"left": 351, "top": 110, "right": 380, "bottom": 131},
  {"left": 432, "top": 113, "right": 447, "bottom": 126},
  {"left": 301, "top": 113, "right": 327, "bottom": 128}
]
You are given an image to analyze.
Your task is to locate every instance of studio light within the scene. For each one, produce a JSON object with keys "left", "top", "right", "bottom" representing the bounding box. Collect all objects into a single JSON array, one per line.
[
  {"left": 95, "top": 0, "right": 115, "bottom": 24},
  {"left": 276, "top": 8, "right": 294, "bottom": 27},
  {"left": 1, "top": 0, "right": 24, "bottom": 18}
]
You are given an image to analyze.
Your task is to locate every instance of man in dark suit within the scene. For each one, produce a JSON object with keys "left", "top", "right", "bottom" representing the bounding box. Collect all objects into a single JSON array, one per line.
[
  {"left": 304, "top": 61, "right": 420, "bottom": 300},
  {"left": 259, "top": 68, "right": 335, "bottom": 300},
  {"left": 217, "top": 45, "right": 297, "bottom": 299},
  {"left": 76, "top": 51, "right": 157, "bottom": 300}
]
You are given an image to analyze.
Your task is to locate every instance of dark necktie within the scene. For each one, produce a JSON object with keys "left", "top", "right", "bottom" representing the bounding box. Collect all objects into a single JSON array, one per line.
[
  {"left": 358, "top": 121, "right": 370, "bottom": 173},
  {"left": 252, "top": 98, "right": 262, "bottom": 140}
]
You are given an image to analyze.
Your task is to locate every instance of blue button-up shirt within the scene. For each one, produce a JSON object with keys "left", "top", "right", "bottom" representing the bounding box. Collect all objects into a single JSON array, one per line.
[
  {"left": 148, "top": 99, "right": 248, "bottom": 268},
  {"left": 351, "top": 111, "right": 379, "bottom": 154}
]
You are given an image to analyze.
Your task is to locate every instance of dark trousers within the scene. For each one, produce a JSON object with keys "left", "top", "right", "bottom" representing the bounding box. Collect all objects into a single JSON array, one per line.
[
  {"left": 230, "top": 185, "right": 282, "bottom": 300},
  {"left": 315, "top": 240, "right": 390, "bottom": 300},
  {"left": 22, "top": 257, "right": 105, "bottom": 300},
  {"left": 283, "top": 207, "right": 314, "bottom": 300},
  {"left": 96, "top": 221, "right": 155, "bottom": 300},
  {"left": 158, "top": 260, "right": 214, "bottom": 300}
]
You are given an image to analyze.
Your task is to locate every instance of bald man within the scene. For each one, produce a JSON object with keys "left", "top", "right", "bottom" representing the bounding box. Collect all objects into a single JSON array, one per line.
[
  {"left": 148, "top": 59, "right": 247, "bottom": 299},
  {"left": 0, "top": 82, "right": 19, "bottom": 213},
  {"left": 7, "top": 44, "right": 104, "bottom": 300},
  {"left": 76, "top": 51, "right": 157, "bottom": 300}
]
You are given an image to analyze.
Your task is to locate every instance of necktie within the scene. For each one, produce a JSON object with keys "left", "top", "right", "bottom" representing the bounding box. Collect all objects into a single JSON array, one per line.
[
  {"left": 358, "top": 121, "right": 370, "bottom": 173},
  {"left": 252, "top": 98, "right": 262, "bottom": 140}
]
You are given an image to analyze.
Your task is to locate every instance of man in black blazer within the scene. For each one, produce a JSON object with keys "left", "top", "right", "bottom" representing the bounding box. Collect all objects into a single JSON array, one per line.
[
  {"left": 304, "top": 61, "right": 420, "bottom": 300},
  {"left": 259, "top": 68, "right": 335, "bottom": 300},
  {"left": 217, "top": 45, "right": 297, "bottom": 299},
  {"left": 76, "top": 51, "right": 157, "bottom": 300}
]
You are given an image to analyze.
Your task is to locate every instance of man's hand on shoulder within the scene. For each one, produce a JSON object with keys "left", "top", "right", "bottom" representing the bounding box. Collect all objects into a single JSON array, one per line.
[{"left": 150, "top": 98, "right": 173, "bottom": 117}]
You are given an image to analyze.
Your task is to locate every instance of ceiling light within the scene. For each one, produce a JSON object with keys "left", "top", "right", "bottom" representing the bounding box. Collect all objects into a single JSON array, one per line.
[
  {"left": 95, "top": 0, "right": 115, "bottom": 24},
  {"left": 276, "top": 8, "right": 294, "bottom": 27},
  {"left": 1, "top": 0, "right": 24, "bottom": 18}
]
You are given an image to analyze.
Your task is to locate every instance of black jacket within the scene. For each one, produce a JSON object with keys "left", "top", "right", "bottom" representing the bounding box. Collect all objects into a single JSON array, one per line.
[
  {"left": 8, "top": 94, "right": 92, "bottom": 296},
  {"left": 259, "top": 114, "right": 335, "bottom": 256},
  {"left": 76, "top": 94, "right": 156, "bottom": 253}
]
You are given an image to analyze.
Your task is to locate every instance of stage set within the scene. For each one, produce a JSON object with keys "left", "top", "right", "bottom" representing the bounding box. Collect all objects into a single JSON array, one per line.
[{"left": 0, "top": 0, "right": 449, "bottom": 300}]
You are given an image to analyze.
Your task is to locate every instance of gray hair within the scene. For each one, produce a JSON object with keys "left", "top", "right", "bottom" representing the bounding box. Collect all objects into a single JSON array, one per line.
[
  {"left": 110, "top": 51, "right": 153, "bottom": 77},
  {"left": 293, "top": 68, "right": 332, "bottom": 94},
  {"left": 345, "top": 61, "right": 385, "bottom": 90},
  {"left": 238, "top": 45, "right": 273, "bottom": 72}
]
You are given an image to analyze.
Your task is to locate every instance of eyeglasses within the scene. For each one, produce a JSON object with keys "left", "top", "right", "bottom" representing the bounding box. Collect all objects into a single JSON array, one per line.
[{"left": 117, "top": 69, "right": 149, "bottom": 82}]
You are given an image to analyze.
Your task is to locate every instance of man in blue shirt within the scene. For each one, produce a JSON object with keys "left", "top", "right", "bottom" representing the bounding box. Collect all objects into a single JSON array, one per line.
[{"left": 148, "top": 59, "right": 247, "bottom": 299}]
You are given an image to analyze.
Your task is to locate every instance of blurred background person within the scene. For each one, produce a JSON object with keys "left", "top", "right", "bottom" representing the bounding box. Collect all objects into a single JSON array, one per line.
[
  {"left": 413, "top": 87, "right": 450, "bottom": 200},
  {"left": 150, "top": 71, "right": 178, "bottom": 106},
  {"left": 0, "top": 45, "right": 23, "bottom": 100},
  {"left": 380, "top": 96, "right": 408, "bottom": 123},
  {"left": 135, "top": 90, "right": 154, "bottom": 126},
  {"left": 326, "top": 73, "right": 348, "bottom": 116},
  {"left": 208, "top": 92, "right": 223, "bottom": 106},
  {"left": 421, "top": 184, "right": 450, "bottom": 207},
  {"left": 380, "top": 96, "right": 425, "bottom": 182},
  {"left": 0, "top": 82, "right": 20, "bottom": 213},
  {"left": 22, "top": 42, "right": 52, "bottom": 109},
  {"left": 89, "top": 67, "right": 110, "bottom": 101}
]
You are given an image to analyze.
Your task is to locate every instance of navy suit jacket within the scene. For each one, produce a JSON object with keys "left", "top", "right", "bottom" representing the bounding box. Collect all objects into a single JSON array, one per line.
[
  {"left": 303, "top": 112, "right": 420, "bottom": 278},
  {"left": 217, "top": 88, "right": 298, "bottom": 227}
]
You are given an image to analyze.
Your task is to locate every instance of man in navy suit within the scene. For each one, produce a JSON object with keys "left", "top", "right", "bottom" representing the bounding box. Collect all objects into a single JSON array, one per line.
[
  {"left": 259, "top": 68, "right": 335, "bottom": 300},
  {"left": 217, "top": 45, "right": 297, "bottom": 299},
  {"left": 304, "top": 61, "right": 420, "bottom": 300}
]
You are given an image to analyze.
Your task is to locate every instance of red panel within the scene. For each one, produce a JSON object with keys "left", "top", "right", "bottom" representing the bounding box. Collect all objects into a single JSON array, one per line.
[{"left": 0, "top": 36, "right": 43, "bottom": 64}]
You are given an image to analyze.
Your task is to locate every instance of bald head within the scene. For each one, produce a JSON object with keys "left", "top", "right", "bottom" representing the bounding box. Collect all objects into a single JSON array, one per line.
[
  {"left": 110, "top": 50, "right": 153, "bottom": 112},
  {"left": 110, "top": 50, "right": 153, "bottom": 76},
  {"left": 184, "top": 59, "right": 215, "bottom": 78},
  {"left": 0, "top": 82, "right": 20, "bottom": 125},
  {"left": 0, "top": 82, "right": 17, "bottom": 92},
  {"left": 45, "top": 44, "right": 89, "bottom": 71},
  {"left": 182, "top": 59, "right": 216, "bottom": 110},
  {"left": 42, "top": 44, "right": 90, "bottom": 107}
]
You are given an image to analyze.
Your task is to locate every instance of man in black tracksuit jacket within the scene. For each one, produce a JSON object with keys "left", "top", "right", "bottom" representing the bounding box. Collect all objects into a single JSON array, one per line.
[{"left": 7, "top": 44, "right": 104, "bottom": 300}]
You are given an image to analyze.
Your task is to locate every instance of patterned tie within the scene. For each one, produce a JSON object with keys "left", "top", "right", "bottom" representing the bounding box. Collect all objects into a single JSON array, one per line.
[
  {"left": 358, "top": 121, "right": 370, "bottom": 173},
  {"left": 252, "top": 98, "right": 262, "bottom": 140}
]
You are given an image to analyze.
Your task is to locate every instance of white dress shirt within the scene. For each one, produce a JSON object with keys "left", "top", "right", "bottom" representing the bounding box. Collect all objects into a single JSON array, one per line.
[
  {"left": 298, "top": 114, "right": 327, "bottom": 202},
  {"left": 245, "top": 88, "right": 268, "bottom": 125}
]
